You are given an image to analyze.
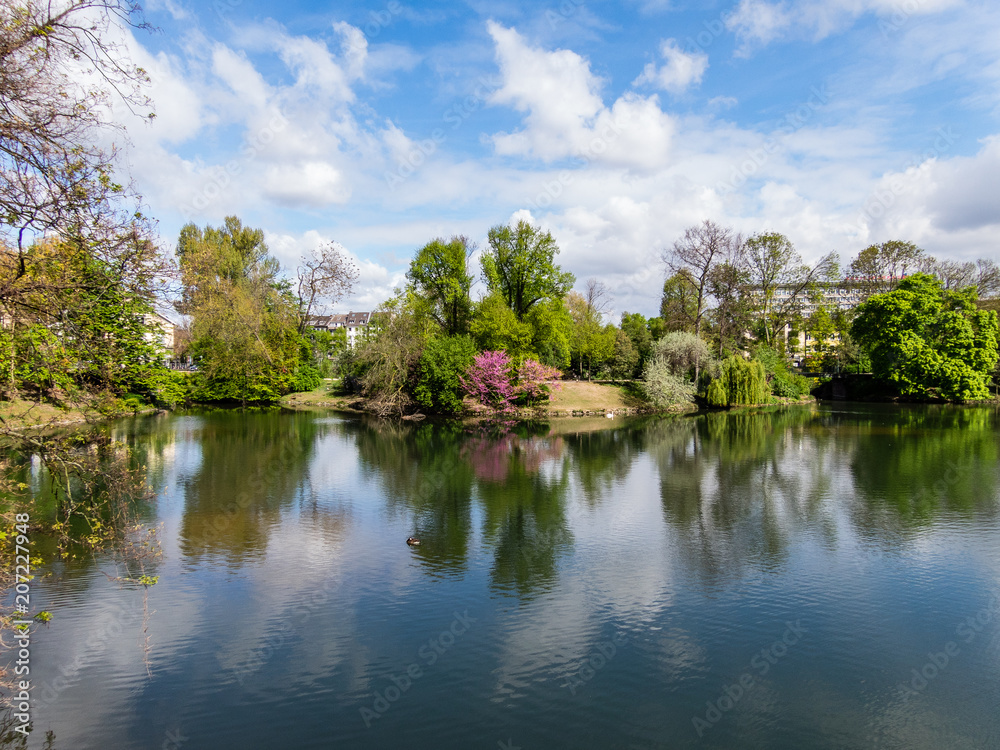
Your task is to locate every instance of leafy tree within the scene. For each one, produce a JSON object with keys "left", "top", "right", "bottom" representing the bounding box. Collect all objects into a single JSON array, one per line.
[
  {"left": 351, "top": 292, "right": 424, "bottom": 415},
  {"left": 619, "top": 312, "right": 652, "bottom": 376},
  {"left": 659, "top": 271, "right": 697, "bottom": 332},
  {"left": 850, "top": 273, "right": 1000, "bottom": 401},
  {"left": 662, "top": 220, "right": 740, "bottom": 335},
  {"left": 407, "top": 236, "right": 474, "bottom": 336},
  {"left": 848, "top": 241, "right": 933, "bottom": 300},
  {"left": 653, "top": 332, "right": 713, "bottom": 380},
  {"left": 525, "top": 298, "right": 573, "bottom": 369},
  {"left": 804, "top": 306, "right": 837, "bottom": 370},
  {"left": 482, "top": 220, "right": 574, "bottom": 320},
  {"left": 642, "top": 358, "right": 696, "bottom": 409},
  {"left": 743, "top": 232, "right": 838, "bottom": 349},
  {"left": 178, "top": 217, "right": 301, "bottom": 405},
  {"left": 413, "top": 335, "right": 477, "bottom": 414},
  {"left": 567, "top": 291, "right": 614, "bottom": 378},
  {"left": 706, "top": 260, "right": 752, "bottom": 357},
  {"left": 515, "top": 359, "right": 563, "bottom": 405},
  {"left": 470, "top": 293, "right": 535, "bottom": 360},
  {"left": 717, "top": 356, "right": 769, "bottom": 406},
  {"left": 606, "top": 329, "right": 639, "bottom": 380}
]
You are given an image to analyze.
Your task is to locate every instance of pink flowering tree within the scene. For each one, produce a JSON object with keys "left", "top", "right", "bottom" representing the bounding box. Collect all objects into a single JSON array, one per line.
[
  {"left": 515, "top": 359, "right": 562, "bottom": 405},
  {"left": 461, "top": 350, "right": 516, "bottom": 411}
]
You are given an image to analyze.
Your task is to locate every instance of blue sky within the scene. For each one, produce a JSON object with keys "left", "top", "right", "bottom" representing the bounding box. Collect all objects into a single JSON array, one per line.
[{"left": 116, "top": 0, "right": 1000, "bottom": 317}]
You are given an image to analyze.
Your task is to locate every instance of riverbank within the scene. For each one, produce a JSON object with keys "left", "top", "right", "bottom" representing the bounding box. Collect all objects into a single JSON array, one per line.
[{"left": 0, "top": 397, "right": 160, "bottom": 433}]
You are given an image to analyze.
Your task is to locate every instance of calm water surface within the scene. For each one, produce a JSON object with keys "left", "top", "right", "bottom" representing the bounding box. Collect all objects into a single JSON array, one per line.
[{"left": 22, "top": 404, "right": 1000, "bottom": 749}]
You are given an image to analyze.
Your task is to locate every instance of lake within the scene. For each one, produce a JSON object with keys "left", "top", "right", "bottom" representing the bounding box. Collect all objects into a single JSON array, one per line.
[{"left": 20, "top": 404, "right": 1000, "bottom": 749}]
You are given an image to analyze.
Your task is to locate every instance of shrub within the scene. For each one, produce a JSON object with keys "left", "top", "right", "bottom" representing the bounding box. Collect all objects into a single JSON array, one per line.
[
  {"left": 412, "top": 335, "right": 477, "bottom": 414},
  {"left": 654, "top": 331, "right": 713, "bottom": 378},
  {"left": 291, "top": 363, "right": 322, "bottom": 393},
  {"left": 461, "top": 350, "right": 516, "bottom": 411},
  {"left": 642, "top": 355, "right": 696, "bottom": 408},
  {"left": 706, "top": 378, "right": 727, "bottom": 407},
  {"left": 515, "top": 358, "right": 562, "bottom": 405}
]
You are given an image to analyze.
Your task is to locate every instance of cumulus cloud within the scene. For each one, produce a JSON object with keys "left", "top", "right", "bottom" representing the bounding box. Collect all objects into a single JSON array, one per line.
[
  {"left": 633, "top": 39, "right": 708, "bottom": 94},
  {"left": 486, "top": 22, "right": 676, "bottom": 169}
]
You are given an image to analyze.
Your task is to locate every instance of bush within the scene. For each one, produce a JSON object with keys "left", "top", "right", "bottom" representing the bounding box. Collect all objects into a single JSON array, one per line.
[
  {"left": 291, "top": 363, "right": 322, "bottom": 393},
  {"left": 654, "top": 331, "right": 713, "bottom": 378},
  {"left": 515, "top": 359, "right": 562, "bottom": 406},
  {"left": 719, "top": 356, "right": 768, "bottom": 406},
  {"left": 412, "top": 335, "right": 477, "bottom": 414},
  {"left": 642, "top": 356, "right": 696, "bottom": 408},
  {"left": 461, "top": 350, "right": 516, "bottom": 411}
]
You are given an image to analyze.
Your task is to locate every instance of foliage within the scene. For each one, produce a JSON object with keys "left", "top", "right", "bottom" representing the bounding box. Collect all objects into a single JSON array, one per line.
[
  {"left": 850, "top": 273, "right": 1000, "bottom": 401},
  {"left": 352, "top": 293, "right": 424, "bottom": 415},
  {"left": 653, "top": 331, "right": 713, "bottom": 379},
  {"left": 662, "top": 220, "right": 741, "bottom": 335},
  {"left": 718, "top": 356, "right": 769, "bottom": 406},
  {"left": 659, "top": 271, "right": 698, "bottom": 333},
  {"left": 606, "top": 329, "right": 639, "bottom": 380},
  {"left": 515, "top": 359, "right": 563, "bottom": 406},
  {"left": 525, "top": 298, "right": 573, "bottom": 370},
  {"left": 566, "top": 291, "right": 615, "bottom": 378},
  {"left": 742, "top": 232, "right": 838, "bottom": 349},
  {"left": 413, "top": 335, "right": 477, "bottom": 414},
  {"left": 469, "top": 293, "right": 535, "bottom": 360},
  {"left": 407, "top": 236, "right": 474, "bottom": 336},
  {"left": 481, "top": 220, "right": 575, "bottom": 320},
  {"left": 178, "top": 217, "right": 302, "bottom": 405},
  {"left": 706, "top": 378, "right": 728, "bottom": 407},
  {"left": 619, "top": 312, "right": 653, "bottom": 375},
  {"left": 461, "top": 350, "right": 516, "bottom": 411},
  {"left": 642, "top": 356, "right": 697, "bottom": 408}
]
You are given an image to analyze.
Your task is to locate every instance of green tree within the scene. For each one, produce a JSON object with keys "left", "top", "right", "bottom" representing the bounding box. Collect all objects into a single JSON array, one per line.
[
  {"left": 178, "top": 217, "right": 302, "bottom": 405},
  {"left": 850, "top": 273, "right": 1000, "bottom": 401},
  {"left": 413, "top": 335, "right": 477, "bottom": 414},
  {"left": 407, "top": 236, "right": 474, "bottom": 336},
  {"left": 482, "top": 220, "right": 574, "bottom": 320},
  {"left": 469, "top": 293, "right": 535, "bottom": 360},
  {"left": 620, "top": 312, "right": 652, "bottom": 376},
  {"left": 659, "top": 271, "right": 697, "bottom": 332},
  {"left": 743, "top": 232, "right": 837, "bottom": 349}
]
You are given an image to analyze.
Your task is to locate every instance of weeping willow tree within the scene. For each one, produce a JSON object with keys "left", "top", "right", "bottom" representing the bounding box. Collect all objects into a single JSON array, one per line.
[{"left": 714, "top": 356, "right": 769, "bottom": 406}]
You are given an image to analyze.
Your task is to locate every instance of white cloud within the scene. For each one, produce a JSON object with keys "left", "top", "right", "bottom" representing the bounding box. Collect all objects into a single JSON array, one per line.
[
  {"left": 725, "top": 0, "right": 963, "bottom": 54},
  {"left": 486, "top": 22, "right": 676, "bottom": 170},
  {"left": 633, "top": 39, "right": 708, "bottom": 94}
]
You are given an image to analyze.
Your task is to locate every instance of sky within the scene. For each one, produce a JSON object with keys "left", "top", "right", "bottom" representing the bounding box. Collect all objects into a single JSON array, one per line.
[{"left": 109, "top": 0, "right": 1000, "bottom": 319}]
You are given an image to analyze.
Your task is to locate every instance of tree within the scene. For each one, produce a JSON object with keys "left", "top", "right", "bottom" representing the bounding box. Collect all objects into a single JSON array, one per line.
[
  {"left": 469, "top": 293, "right": 534, "bottom": 360},
  {"left": 407, "top": 236, "right": 474, "bottom": 336},
  {"left": 584, "top": 278, "right": 612, "bottom": 318},
  {"left": 850, "top": 273, "right": 1000, "bottom": 401},
  {"left": 1, "top": 0, "right": 154, "bottom": 255},
  {"left": 933, "top": 258, "right": 1000, "bottom": 299},
  {"left": 482, "top": 220, "right": 574, "bottom": 320},
  {"left": 659, "top": 271, "right": 697, "bottom": 332},
  {"left": 619, "top": 312, "right": 652, "bottom": 376},
  {"left": 567, "top": 291, "right": 614, "bottom": 378},
  {"left": 706, "top": 259, "right": 752, "bottom": 358},
  {"left": 296, "top": 242, "right": 358, "bottom": 332},
  {"left": 662, "top": 220, "right": 740, "bottom": 335},
  {"left": 178, "top": 217, "right": 301, "bottom": 405},
  {"left": 653, "top": 332, "right": 713, "bottom": 380},
  {"left": 848, "top": 241, "right": 933, "bottom": 299},
  {"left": 743, "top": 232, "right": 838, "bottom": 349},
  {"left": 413, "top": 335, "right": 477, "bottom": 414}
]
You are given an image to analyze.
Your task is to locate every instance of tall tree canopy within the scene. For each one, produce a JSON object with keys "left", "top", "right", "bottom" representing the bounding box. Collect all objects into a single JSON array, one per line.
[
  {"left": 850, "top": 273, "right": 999, "bottom": 401},
  {"left": 178, "top": 217, "right": 301, "bottom": 404},
  {"left": 847, "top": 241, "right": 932, "bottom": 299},
  {"left": 743, "top": 232, "right": 838, "bottom": 348},
  {"left": 407, "top": 236, "right": 473, "bottom": 336},
  {"left": 481, "top": 220, "right": 574, "bottom": 320},
  {"left": 662, "top": 220, "right": 740, "bottom": 335}
]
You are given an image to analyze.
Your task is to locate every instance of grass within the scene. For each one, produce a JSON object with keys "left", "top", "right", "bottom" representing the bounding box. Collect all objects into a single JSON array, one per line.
[{"left": 545, "top": 380, "right": 646, "bottom": 412}]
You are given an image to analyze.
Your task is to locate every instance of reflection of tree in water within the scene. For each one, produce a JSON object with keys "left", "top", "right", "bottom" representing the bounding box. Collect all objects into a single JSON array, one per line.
[
  {"left": 178, "top": 411, "right": 320, "bottom": 562},
  {"left": 349, "top": 419, "right": 476, "bottom": 575},
  {"left": 561, "top": 423, "right": 648, "bottom": 505},
  {"left": 652, "top": 408, "right": 838, "bottom": 584},
  {"left": 836, "top": 405, "right": 1000, "bottom": 532}
]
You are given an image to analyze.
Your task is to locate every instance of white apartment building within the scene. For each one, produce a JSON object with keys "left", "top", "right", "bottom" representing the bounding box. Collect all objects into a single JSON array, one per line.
[{"left": 307, "top": 311, "right": 373, "bottom": 348}]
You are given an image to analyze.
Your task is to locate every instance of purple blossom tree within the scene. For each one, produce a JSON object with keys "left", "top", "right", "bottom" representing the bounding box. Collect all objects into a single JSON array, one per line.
[
  {"left": 460, "top": 350, "right": 516, "bottom": 410},
  {"left": 516, "top": 359, "right": 562, "bottom": 404}
]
